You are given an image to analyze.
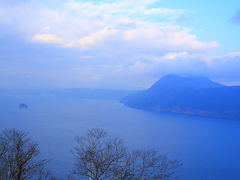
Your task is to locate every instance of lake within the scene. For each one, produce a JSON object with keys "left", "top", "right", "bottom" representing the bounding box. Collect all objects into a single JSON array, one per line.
[{"left": 0, "top": 96, "right": 240, "bottom": 180}]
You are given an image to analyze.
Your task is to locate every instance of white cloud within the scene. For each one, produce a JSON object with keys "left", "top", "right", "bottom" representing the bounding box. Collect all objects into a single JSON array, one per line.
[
  {"left": 66, "top": 28, "right": 118, "bottom": 49},
  {"left": 0, "top": 0, "right": 218, "bottom": 53},
  {"left": 163, "top": 51, "right": 189, "bottom": 60},
  {"left": 33, "top": 34, "right": 64, "bottom": 44},
  {"left": 1, "top": 0, "right": 235, "bottom": 89}
]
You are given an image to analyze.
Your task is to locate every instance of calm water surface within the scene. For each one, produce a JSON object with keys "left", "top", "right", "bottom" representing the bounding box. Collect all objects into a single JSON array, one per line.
[{"left": 0, "top": 96, "right": 240, "bottom": 180}]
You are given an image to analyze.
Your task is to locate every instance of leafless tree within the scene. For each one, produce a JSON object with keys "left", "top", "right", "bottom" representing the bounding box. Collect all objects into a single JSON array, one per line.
[
  {"left": 73, "top": 128, "right": 126, "bottom": 180},
  {"left": 111, "top": 150, "right": 181, "bottom": 180},
  {"left": 73, "top": 128, "right": 181, "bottom": 180},
  {"left": 0, "top": 134, "right": 8, "bottom": 179},
  {"left": 0, "top": 129, "right": 50, "bottom": 180}
]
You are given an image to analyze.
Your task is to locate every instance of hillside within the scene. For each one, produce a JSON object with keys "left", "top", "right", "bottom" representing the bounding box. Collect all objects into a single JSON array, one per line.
[{"left": 121, "top": 75, "right": 240, "bottom": 120}]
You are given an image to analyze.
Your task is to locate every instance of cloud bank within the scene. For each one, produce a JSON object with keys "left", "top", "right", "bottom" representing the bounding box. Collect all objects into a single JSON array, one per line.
[
  {"left": 0, "top": 0, "right": 218, "bottom": 52},
  {"left": 0, "top": 0, "right": 239, "bottom": 89}
]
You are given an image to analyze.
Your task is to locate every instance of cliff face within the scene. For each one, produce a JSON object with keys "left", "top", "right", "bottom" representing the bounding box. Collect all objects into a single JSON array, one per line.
[{"left": 121, "top": 75, "right": 240, "bottom": 120}]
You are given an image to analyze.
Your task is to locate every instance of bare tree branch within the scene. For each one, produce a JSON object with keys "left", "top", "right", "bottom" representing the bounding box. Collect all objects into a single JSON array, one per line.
[
  {"left": 0, "top": 129, "right": 50, "bottom": 180},
  {"left": 73, "top": 128, "right": 182, "bottom": 180},
  {"left": 73, "top": 128, "right": 126, "bottom": 180}
]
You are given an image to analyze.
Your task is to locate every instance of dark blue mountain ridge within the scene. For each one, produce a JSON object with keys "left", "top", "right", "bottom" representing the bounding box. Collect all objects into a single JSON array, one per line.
[
  {"left": 121, "top": 74, "right": 240, "bottom": 120},
  {"left": 150, "top": 74, "right": 224, "bottom": 90}
]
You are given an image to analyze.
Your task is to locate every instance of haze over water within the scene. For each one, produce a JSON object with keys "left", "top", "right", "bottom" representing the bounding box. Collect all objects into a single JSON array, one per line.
[
  {"left": 1, "top": 0, "right": 240, "bottom": 179},
  {"left": 1, "top": 96, "right": 240, "bottom": 180}
]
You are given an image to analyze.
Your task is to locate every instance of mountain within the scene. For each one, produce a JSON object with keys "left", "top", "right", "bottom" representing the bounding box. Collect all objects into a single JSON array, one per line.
[
  {"left": 0, "top": 88, "right": 134, "bottom": 100},
  {"left": 121, "top": 74, "right": 240, "bottom": 120}
]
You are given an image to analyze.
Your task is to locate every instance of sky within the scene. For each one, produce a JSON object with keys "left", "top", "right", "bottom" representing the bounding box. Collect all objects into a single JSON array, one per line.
[{"left": 0, "top": 0, "right": 240, "bottom": 89}]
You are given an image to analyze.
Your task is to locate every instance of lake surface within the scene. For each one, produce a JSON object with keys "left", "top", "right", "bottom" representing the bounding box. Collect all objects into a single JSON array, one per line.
[{"left": 1, "top": 96, "right": 240, "bottom": 180}]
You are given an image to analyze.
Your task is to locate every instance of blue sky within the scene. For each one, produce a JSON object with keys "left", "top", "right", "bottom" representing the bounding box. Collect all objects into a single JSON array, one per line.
[
  {"left": 0, "top": 0, "right": 240, "bottom": 89},
  {"left": 157, "top": 0, "right": 240, "bottom": 54}
]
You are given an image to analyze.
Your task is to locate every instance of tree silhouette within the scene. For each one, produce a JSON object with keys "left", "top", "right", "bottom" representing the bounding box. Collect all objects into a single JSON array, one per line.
[
  {"left": 0, "top": 129, "right": 49, "bottom": 180},
  {"left": 73, "top": 128, "right": 181, "bottom": 180}
]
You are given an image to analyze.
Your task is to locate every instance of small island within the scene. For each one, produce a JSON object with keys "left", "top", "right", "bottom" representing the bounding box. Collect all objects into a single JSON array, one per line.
[{"left": 19, "top": 103, "right": 28, "bottom": 109}]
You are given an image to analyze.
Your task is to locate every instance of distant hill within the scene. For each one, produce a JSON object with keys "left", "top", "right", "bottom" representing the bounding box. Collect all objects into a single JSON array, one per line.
[
  {"left": 121, "top": 74, "right": 240, "bottom": 120},
  {"left": 0, "top": 88, "right": 134, "bottom": 100}
]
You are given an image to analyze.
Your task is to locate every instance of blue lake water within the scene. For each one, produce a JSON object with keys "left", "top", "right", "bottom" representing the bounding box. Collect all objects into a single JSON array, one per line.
[{"left": 0, "top": 96, "right": 240, "bottom": 180}]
